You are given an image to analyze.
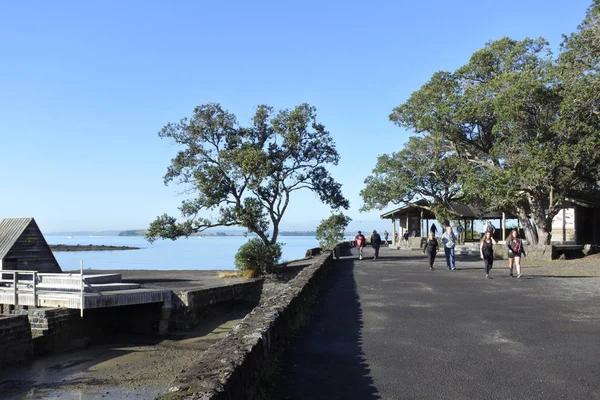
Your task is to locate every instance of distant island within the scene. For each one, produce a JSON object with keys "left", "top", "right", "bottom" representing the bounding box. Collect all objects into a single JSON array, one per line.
[{"left": 50, "top": 244, "right": 140, "bottom": 252}]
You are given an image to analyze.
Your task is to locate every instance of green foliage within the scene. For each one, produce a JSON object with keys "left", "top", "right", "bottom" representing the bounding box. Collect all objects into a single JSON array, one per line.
[
  {"left": 234, "top": 238, "right": 282, "bottom": 275},
  {"left": 146, "top": 103, "right": 349, "bottom": 253},
  {"left": 360, "top": 132, "right": 476, "bottom": 221},
  {"left": 315, "top": 213, "right": 352, "bottom": 249},
  {"left": 387, "top": 18, "right": 600, "bottom": 244}
]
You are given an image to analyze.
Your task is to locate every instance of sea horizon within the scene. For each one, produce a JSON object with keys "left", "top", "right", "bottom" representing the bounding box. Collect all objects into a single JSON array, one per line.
[{"left": 46, "top": 235, "right": 332, "bottom": 272}]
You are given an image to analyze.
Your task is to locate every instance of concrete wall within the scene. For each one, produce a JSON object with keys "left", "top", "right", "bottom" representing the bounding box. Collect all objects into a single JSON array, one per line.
[
  {"left": 0, "top": 314, "right": 33, "bottom": 367},
  {"left": 159, "top": 251, "right": 334, "bottom": 400}
]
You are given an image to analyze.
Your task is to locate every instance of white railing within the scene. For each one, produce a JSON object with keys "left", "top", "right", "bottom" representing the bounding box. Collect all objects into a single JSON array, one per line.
[
  {"left": 1, "top": 265, "right": 87, "bottom": 317},
  {"left": 0, "top": 270, "right": 39, "bottom": 307}
]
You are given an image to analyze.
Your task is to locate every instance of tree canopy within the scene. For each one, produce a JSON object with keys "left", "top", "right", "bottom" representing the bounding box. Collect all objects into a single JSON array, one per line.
[
  {"left": 146, "top": 103, "right": 349, "bottom": 246},
  {"left": 367, "top": 2, "right": 600, "bottom": 245},
  {"left": 360, "top": 135, "right": 469, "bottom": 222}
]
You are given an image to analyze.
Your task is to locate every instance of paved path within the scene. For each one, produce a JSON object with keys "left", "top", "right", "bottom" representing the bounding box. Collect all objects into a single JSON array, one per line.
[{"left": 270, "top": 247, "right": 600, "bottom": 399}]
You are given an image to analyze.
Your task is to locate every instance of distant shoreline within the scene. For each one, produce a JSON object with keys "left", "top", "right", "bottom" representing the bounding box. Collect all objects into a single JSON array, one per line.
[{"left": 50, "top": 244, "right": 140, "bottom": 252}]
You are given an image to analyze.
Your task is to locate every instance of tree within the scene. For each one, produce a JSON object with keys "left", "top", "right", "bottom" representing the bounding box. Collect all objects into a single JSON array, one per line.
[
  {"left": 315, "top": 213, "right": 352, "bottom": 249},
  {"left": 146, "top": 103, "right": 349, "bottom": 249},
  {"left": 391, "top": 34, "right": 600, "bottom": 245},
  {"left": 360, "top": 134, "right": 468, "bottom": 223}
]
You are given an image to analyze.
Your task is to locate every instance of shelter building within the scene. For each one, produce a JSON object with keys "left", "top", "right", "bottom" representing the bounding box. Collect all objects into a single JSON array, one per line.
[
  {"left": 0, "top": 218, "right": 62, "bottom": 273},
  {"left": 380, "top": 200, "right": 517, "bottom": 246},
  {"left": 381, "top": 196, "right": 600, "bottom": 247}
]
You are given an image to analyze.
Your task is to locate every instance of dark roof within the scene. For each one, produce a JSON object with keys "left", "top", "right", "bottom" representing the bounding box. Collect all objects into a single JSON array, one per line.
[
  {"left": 565, "top": 191, "right": 600, "bottom": 208},
  {"left": 0, "top": 218, "right": 34, "bottom": 258},
  {"left": 381, "top": 202, "right": 517, "bottom": 220}
]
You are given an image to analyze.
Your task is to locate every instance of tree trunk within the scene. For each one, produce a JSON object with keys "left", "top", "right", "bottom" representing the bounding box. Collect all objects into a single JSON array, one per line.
[
  {"left": 528, "top": 197, "right": 556, "bottom": 246},
  {"left": 517, "top": 207, "right": 538, "bottom": 245}
]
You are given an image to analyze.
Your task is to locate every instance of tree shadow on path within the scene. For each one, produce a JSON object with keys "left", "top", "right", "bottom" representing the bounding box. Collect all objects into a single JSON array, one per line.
[{"left": 267, "top": 256, "right": 380, "bottom": 399}]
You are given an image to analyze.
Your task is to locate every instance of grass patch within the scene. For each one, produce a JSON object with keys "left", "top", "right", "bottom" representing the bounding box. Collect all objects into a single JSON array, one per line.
[{"left": 218, "top": 271, "right": 241, "bottom": 279}]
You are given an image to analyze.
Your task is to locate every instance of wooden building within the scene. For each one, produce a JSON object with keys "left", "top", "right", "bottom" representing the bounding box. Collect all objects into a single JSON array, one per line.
[
  {"left": 555, "top": 194, "right": 600, "bottom": 245},
  {"left": 381, "top": 196, "right": 600, "bottom": 246},
  {"left": 0, "top": 218, "right": 62, "bottom": 273}
]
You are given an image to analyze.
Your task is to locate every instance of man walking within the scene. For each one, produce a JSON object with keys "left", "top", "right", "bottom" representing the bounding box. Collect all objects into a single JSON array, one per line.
[
  {"left": 384, "top": 230, "right": 389, "bottom": 246},
  {"left": 371, "top": 230, "right": 382, "bottom": 260},
  {"left": 441, "top": 226, "right": 456, "bottom": 270},
  {"left": 430, "top": 223, "right": 438, "bottom": 237}
]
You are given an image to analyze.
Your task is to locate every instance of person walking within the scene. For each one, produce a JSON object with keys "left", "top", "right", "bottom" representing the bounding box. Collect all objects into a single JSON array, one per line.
[
  {"left": 456, "top": 222, "right": 464, "bottom": 245},
  {"left": 441, "top": 226, "right": 456, "bottom": 270},
  {"left": 480, "top": 231, "right": 497, "bottom": 278},
  {"left": 371, "top": 230, "right": 382, "bottom": 260},
  {"left": 422, "top": 232, "right": 439, "bottom": 271},
  {"left": 506, "top": 230, "right": 527, "bottom": 278},
  {"left": 355, "top": 231, "right": 366, "bottom": 260},
  {"left": 384, "top": 230, "right": 389, "bottom": 246},
  {"left": 485, "top": 221, "right": 496, "bottom": 237},
  {"left": 430, "top": 223, "right": 438, "bottom": 237}
]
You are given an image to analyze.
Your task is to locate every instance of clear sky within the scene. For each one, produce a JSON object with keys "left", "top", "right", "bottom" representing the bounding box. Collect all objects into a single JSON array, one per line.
[{"left": 0, "top": 0, "right": 592, "bottom": 233}]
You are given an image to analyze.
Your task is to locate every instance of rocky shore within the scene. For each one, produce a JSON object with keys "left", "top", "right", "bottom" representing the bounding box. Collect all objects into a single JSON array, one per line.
[{"left": 49, "top": 244, "right": 140, "bottom": 252}]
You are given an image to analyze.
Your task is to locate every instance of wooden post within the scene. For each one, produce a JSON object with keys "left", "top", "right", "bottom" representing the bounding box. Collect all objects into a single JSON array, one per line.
[
  {"left": 13, "top": 271, "right": 18, "bottom": 306},
  {"left": 32, "top": 271, "right": 37, "bottom": 307},
  {"left": 391, "top": 218, "right": 396, "bottom": 246},
  {"left": 562, "top": 208, "right": 566, "bottom": 242},
  {"left": 80, "top": 260, "right": 84, "bottom": 318},
  {"left": 502, "top": 212, "right": 506, "bottom": 243}
]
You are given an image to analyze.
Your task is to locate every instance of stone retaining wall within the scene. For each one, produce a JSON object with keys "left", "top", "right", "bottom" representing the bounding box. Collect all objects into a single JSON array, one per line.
[
  {"left": 15, "top": 308, "right": 83, "bottom": 356},
  {"left": 169, "top": 279, "right": 263, "bottom": 332},
  {"left": 0, "top": 314, "right": 33, "bottom": 367},
  {"left": 159, "top": 251, "right": 334, "bottom": 400}
]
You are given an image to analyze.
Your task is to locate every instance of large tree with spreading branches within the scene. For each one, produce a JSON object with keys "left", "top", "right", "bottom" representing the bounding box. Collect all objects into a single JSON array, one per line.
[
  {"left": 389, "top": 13, "right": 600, "bottom": 245},
  {"left": 146, "top": 103, "right": 349, "bottom": 247}
]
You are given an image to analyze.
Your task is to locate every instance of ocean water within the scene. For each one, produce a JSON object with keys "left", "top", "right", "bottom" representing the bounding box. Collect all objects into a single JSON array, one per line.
[{"left": 46, "top": 235, "right": 321, "bottom": 271}]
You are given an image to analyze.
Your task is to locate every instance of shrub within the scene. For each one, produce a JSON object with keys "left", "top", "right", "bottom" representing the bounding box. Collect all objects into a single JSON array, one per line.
[
  {"left": 235, "top": 238, "right": 282, "bottom": 275},
  {"left": 315, "top": 213, "right": 352, "bottom": 250}
]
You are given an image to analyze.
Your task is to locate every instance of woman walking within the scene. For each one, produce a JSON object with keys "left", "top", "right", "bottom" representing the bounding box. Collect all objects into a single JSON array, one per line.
[
  {"left": 506, "top": 230, "right": 527, "bottom": 278},
  {"left": 423, "top": 232, "right": 439, "bottom": 271},
  {"left": 480, "top": 231, "right": 497, "bottom": 279}
]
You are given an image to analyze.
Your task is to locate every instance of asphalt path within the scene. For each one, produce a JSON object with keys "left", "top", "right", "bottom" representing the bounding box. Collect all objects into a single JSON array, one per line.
[{"left": 269, "top": 246, "right": 600, "bottom": 399}]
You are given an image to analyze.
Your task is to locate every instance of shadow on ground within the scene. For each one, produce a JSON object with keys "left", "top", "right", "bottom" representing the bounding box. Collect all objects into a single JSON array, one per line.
[{"left": 266, "top": 256, "right": 380, "bottom": 399}]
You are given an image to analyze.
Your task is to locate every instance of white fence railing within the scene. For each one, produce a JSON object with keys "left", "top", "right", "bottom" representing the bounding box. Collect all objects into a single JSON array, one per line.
[{"left": 1, "top": 264, "right": 87, "bottom": 317}]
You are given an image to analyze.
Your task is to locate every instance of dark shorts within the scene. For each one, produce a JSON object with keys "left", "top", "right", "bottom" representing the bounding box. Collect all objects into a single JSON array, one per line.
[{"left": 507, "top": 251, "right": 521, "bottom": 259}]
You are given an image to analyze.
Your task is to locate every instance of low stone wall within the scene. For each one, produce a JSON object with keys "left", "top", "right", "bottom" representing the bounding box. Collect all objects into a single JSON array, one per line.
[
  {"left": 14, "top": 308, "right": 83, "bottom": 356},
  {"left": 169, "top": 280, "right": 263, "bottom": 332},
  {"left": 159, "top": 251, "right": 334, "bottom": 400},
  {"left": 0, "top": 314, "right": 33, "bottom": 367}
]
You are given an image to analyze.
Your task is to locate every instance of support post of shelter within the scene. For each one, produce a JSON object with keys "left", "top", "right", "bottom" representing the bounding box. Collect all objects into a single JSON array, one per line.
[
  {"left": 13, "top": 272, "right": 18, "bottom": 306},
  {"left": 391, "top": 218, "right": 396, "bottom": 246},
  {"left": 502, "top": 212, "right": 506, "bottom": 242}
]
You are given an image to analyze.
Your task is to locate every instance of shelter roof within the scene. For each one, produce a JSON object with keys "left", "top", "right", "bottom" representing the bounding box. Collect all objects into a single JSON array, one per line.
[
  {"left": 0, "top": 218, "right": 34, "bottom": 259},
  {"left": 381, "top": 202, "right": 517, "bottom": 220},
  {"left": 565, "top": 191, "right": 600, "bottom": 208}
]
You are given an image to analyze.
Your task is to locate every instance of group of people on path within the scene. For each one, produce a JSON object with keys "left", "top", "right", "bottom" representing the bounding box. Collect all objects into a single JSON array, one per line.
[
  {"left": 424, "top": 222, "right": 527, "bottom": 278},
  {"left": 354, "top": 230, "right": 382, "bottom": 260},
  {"left": 423, "top": 225, "right": 457, "bottom": 271},
  {"left": 354, "top": 222, "right": 527, "bottom": 279}
]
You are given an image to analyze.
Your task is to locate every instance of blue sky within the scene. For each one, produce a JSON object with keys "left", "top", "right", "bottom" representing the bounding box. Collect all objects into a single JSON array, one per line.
[{"left": 0, "top": 0, "right": 592, "bottom": 233}]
